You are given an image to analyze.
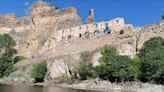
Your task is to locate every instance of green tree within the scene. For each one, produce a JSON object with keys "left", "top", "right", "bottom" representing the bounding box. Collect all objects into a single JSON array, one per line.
[
  {"left": 100, "top": 45, "right": 118, "bottom": 63},
  {"left": 0, "top": 34, "right": 17, "bottom": 77},
  {"left": 140, "top": 47, "right": 164, "bottom": 80},
  {"left": 80, "top": 51, "right": 93, "bottom": 64},
  {"left": 97, "top": 45, "right": 139, "bottom": 82},
  {"left": 78, "top": 51, "right": 97, "bottom": 80},
  {"left": 138, "top": 37, "right": 164, "bottom": 82},
  {"left": 111, "top": 56, "right": 139, "bottom": 82},
  {"left": 139, "top": 37, "right": 164, "bottom": 57},
  {"left": 31, "top": 60, "right": 47, "bottom": 82},
  {"left": 95, "top": 64, "right": 111, "bottom": 79}
]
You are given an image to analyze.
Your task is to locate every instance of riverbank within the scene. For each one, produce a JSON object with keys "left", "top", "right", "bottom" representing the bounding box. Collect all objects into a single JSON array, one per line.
[{"left": 0, "top": 78, "right": 164, "bottom": 92}]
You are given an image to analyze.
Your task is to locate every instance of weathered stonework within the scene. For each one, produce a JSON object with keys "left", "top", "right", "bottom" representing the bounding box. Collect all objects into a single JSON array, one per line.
[
  {"left": 0, "top": 1, "right": 163, "bottom": 60},
  {"left": 0, "top": 14, "right": 17, "bottom": 28},
  {"left": 85, "top": 9, "right": 95, "bottom": 24}
]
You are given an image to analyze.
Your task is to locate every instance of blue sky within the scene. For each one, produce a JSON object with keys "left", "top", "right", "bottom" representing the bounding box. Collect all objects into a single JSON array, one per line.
[{"left": 0, "top": 0, "right": 164, "bottom": 27}]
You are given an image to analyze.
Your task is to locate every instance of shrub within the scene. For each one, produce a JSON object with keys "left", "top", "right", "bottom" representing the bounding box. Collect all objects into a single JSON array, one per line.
[
  {"left": 98, "top": 45, "right": 139, "bottom": 82},
  {"left": 0, "top": 34, "right": 17, "bottom": 77},
  {"left": 100, "top": 45, "right": 118, "bottom": 63},
  {"left": 95, "top": 64, "right": 111, "bottom": 79},
  {"left": 31, "top": 60, "right": 47, "bottom": 82},
  {"left": 80, "top": 51, "right": 93, "bottom": 64},
  {"left": 0, "top": 60, "right": 15, "bottom": 77},
  {"left": 78, "top": 51, "right": 98, "bottom": 80},
  {"left": 110, "top": 56, "right": 139, "bottom": 82},
  {"left": 139, "top": 37, "right": 164, "bottom": 57},
  {"left": 138, "top": 37, "right": 164, "bottom": 83},
  {"left": 140, "top": 47, "right": 164, "bottom": 81},
  {"left": 14, "top": 56, "right": 26, "bottom": 64}
]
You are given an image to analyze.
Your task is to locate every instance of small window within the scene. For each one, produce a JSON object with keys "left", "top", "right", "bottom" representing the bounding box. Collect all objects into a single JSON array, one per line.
[
  {"left": 120, "top": 30, "right": 124, "bottom": 34},
  {"left": 68, "top": 35, "right": 71, "bottom": 39},
  {"left": 116, "top": 20, "right": 119, "bottom": 23},
  {"left": 79, "top": 34, "right": 82, "bottom": 38}
]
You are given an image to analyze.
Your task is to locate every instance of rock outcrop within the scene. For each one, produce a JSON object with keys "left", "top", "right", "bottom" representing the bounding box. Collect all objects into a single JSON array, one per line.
[
  {"left": 1, "top": 0, "right": 164, "bottom": 81},
  {"left": 0, "top": 1, "right": 163, "bottom": 59}
]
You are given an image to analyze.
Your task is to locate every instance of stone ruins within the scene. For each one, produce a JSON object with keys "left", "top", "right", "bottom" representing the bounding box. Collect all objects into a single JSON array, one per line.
[{"left": 0, "top": 1, "right": 163, "bottom": 58}]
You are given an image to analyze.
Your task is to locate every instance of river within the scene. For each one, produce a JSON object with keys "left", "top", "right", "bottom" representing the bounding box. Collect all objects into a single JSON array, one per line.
[{"left": 0, "top": 84, "right": 102, "bottom": 92}]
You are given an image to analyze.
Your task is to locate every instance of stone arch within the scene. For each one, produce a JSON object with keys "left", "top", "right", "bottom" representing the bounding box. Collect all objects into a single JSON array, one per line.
[
  {"left": 103, "top": 29, "right": 111, "bottom": 34},
  {"left": 94, "top": 30, "right": 100, "bottom": 34},
  {"left": 84, "top": 32, "right": 90, "bottom": 38}
]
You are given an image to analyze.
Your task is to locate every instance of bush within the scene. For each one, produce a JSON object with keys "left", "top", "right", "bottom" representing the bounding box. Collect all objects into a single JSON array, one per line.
[
  {"left": 138, "top": 37, "right": 164, "bottom": 83},
  {"left": 98, "top": 45, "right": 139, "bottom": 82},
  {"left": 77, "top": 37, "right": 164, "bottom": 84},
  {"left": 31, "top": 60, "right": 47, "bottom": 82},
  {"left": 0, "top": 61, "right": 15, "bottom": 77},
  {"left": 95, "top": 64, "right": 111, "bottom": 79},
  {"left": 139, "top": 37, "right": 164, "bottom": 57},
  {"left": 140, "top": 47, "right": 164, "bottom": 81},
  {"left": 80, "top": 51, "right": 93, "bottom": 64},
  {"left": 78, "top": 51, "right": 98, "bottom": 80},
  {"left": 100, "top": 45, "right": 118, "bottom": 63},
  {"left": 0, "top": 34, "right": 17, "bottom": 77},
  {"left": 14, "top": 56, "right": 26, "bottom": 64},
  {"left": 110, "top": 56, "right": 139, "bottom": 82}
]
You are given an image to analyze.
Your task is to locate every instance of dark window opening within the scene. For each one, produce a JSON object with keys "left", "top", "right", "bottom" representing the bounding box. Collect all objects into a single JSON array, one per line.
[
  {"left": 68, "top": 35, "right": 71, "bottom": 39},
  {"left": 120, "top": 30, "right": 124, "bottom": 34},
  {"left": 116, "top": 20, "right": 119, "bottom": 23},
  {"left": 79, "top": 34, "right": 82, "bottom": 38}
]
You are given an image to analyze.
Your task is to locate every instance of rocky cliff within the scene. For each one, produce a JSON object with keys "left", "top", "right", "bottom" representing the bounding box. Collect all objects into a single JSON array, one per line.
[{"left": 0, "top": 1, "right": 164, "bottom": 80}]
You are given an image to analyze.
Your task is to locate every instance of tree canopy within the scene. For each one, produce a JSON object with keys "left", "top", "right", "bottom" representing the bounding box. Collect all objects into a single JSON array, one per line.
[{"left": 0, "top": 34, "right": 17, "bottom": 77}]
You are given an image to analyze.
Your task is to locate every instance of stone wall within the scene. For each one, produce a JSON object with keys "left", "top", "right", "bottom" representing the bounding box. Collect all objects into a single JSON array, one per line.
[
  {"left": 54, "top": 17, "right": 132, "bottom": 41},
  {"left": 0, "top": 14, "right": 16, "bottom": 28},
  {"left": 137, "top": 21, "right": 164, "bottom": 50},
  {"left": 0, "top": 1, "right": 163, "bottom": 59}
]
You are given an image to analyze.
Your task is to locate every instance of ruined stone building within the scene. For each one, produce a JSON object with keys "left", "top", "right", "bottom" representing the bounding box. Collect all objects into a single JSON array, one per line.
[{"left": 0, "top": 1, "right": 163, "bottom": 58}]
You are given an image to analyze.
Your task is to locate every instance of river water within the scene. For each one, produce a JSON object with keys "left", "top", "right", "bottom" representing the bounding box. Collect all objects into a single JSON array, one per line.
[{"left": 0, "top": 84, "right": 102, "bottom": 92}]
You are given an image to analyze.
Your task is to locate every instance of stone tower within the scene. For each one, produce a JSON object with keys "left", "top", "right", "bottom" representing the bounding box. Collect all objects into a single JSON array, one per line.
[{"left": 85, "top": 9, "right": 95, "bottom": 24}]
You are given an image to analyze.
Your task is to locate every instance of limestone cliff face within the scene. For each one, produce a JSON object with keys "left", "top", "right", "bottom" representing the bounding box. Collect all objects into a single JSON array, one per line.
[
  {"left": 0, "top": 14, "right": 16, "bottom": 28},
  {"left": 8, "top": 1, "right": 82, "bottom": 58},
  {"left": 1, "top": 1, "right": 164, "bottom": 80},
  {"left": 0, "top": 1, "right": 163, "bottom": 60}
]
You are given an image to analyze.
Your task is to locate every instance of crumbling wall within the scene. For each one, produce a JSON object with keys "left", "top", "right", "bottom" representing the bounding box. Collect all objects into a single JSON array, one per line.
[
  {"left": 0, "top": 1, "right": 163, "bottom": 59},
  {"left": 137, "top": 21, "right": 164, "bottom": 50},
  {"left": 0, "top": 14, "right": 16, "bottom": 28},
  {"left": 85, "top": 9, "right": 95, "bottom": 24},
  {"left": 54, "top": 17, "right": 132, "bottom": 41}
]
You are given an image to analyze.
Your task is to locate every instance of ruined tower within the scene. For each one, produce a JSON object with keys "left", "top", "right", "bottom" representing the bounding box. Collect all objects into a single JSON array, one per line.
[{"left": 85, "top": 9, "right": 95, "bottom": 24}]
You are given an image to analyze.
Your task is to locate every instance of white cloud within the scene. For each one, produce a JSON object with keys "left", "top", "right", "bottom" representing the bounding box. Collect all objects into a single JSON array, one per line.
[
  {"left": 24, "top": 2, "right": 30, "bottom": 6},
  {"left": 24, "top": 10, "right": 29, "bottom": 15},
  {"left": 24, "top": 2, "right": 30, "bottom": 15}
]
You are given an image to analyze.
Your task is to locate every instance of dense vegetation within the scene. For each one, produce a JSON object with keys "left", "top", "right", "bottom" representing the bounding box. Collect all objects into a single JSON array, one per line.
[
  {"left": 78, "top": 37, "right": 164, "bottom": 84},
  {"left": 78, "top": 51, "right": 96, "bottom": 80},
  {"left": 139, "top": 37, "right": 164, "bottom": 83},
  {"left": 14, "top": 56, "right": 26, "bottom": 64},
  {"left": 0, "top": 34, "right": 17, "bottom": 77},
  {"left": 31, "top": 60, "right": 47, "bottom": 82}
]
